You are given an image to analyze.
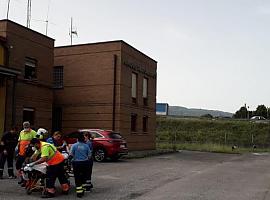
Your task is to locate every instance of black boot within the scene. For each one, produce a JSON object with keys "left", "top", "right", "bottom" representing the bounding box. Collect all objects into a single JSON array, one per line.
[
  {"left": 18, "top": 177, "right": 24, "bottom": 184},
  {"left": 41, "top": 191, "right": 55, "bottom": 198}
]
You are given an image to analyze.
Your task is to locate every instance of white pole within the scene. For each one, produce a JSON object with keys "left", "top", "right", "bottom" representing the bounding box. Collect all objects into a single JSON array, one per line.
[
  {"left": 6, "top": 0, "right": 11, "bottom": 19},
  {"left": 70, "top": 17, "right": 73, "bottom": 45}
]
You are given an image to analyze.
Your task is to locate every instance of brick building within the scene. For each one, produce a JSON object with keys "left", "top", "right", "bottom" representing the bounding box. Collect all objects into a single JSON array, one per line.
[
  {"left": 54, "top": 41, "right": 157, "bottom": 150},
  {"left": 0, "top": 20, "right": 54, "bottom": 134},
  {"left": 0, "top": 20, "right": 157, "bottom": 150}
]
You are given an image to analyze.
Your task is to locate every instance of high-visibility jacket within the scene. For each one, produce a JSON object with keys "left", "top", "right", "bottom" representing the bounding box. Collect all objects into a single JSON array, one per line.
[
  {"left": 18, "top": 129, "right": 36, "bottom": 156},
  {"left": 39, "top": 142, "right": 64, "bottom": 166}
]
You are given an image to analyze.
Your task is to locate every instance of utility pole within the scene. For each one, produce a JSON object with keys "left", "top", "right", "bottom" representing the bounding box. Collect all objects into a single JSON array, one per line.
[
  {"left": 6, "top": 0, "right": 11, "bottom": 19},
  {"left": 27, "top": 0, "right": 32, "bottom": 28}
]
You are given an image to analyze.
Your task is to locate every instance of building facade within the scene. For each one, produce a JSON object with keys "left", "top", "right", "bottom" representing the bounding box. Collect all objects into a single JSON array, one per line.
[
  {"left": 54, "top": 41, "right": 157, "bottom": 150},
  {"left": 0, "top": 20, "right": 157, "bottom": 151},
  {"left": 0, "top": 20, "right": 54, "bottom": 134}
]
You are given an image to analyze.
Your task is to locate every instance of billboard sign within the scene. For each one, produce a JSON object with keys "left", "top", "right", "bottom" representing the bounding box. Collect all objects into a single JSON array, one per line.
[{"left": 156, "top": 103, "right": 169, "bottom": 115}]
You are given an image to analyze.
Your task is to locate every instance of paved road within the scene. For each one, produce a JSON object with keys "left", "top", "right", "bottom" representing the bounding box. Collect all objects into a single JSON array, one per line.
[{"left": 1, "top": 151, "right": 270, "bottom": 199}]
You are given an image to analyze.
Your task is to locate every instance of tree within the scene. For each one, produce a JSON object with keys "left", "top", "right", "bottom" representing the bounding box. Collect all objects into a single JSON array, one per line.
[
  {"left": 234, "top": 106, "right": 248, "bottom": 119},
  {"left": 254, "top": 105, "right": 267, "bottom": 118}
]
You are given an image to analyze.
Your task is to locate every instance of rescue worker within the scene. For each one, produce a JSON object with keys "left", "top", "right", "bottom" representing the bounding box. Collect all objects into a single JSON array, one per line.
[
  {"left": 28, "top": 138, "right": 69, "bottom": 198},
  {"left": 0, "top": 127, "right": 18, "bottom": 179},
  {"left": 46, "top": 131, "right": 67, "bottom": 152},
  {"left": 70, "top": 133, "right": 91, "bottom": 198},
  {"left": 16, "top": 121, "right": 36, "bottom": 185},
  {"left": 36, "top": 128, "right": 49, "bottom": 141},
  {"left": 83, "top": 132, "right": 94, "bottom": 190}
]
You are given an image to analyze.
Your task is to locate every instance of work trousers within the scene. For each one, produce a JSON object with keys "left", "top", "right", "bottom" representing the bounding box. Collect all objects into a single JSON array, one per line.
[
  {"left": 72, "top": 160, "right": 89, "bottom": 194},
  {"left": 0, "top": 150, "right": 15, "bottom": 176},
  {"left": 46, "top": 161, "right": 69, "bottom": 190},
  {"left": 85, "top": 158, "right": 93, "bottom": 188},
  {"left": 15, "top": 155, "right": 26, "bottom": 170}
]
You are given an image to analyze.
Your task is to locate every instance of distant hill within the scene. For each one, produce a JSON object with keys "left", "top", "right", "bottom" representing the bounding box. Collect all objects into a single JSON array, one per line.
[{"left": 169, "top": 106, "right": 233, "bottom": 118}]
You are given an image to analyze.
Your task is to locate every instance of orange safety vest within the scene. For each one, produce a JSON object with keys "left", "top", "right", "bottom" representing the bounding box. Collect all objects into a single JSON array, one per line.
[
  {"left": 41, "top": 143, "right": 65, "bottom": 166},
  {"left": 19, "top": 141, "right": 30, "bottom": 156},
  {"left": 18, "top": 129, "right": 36, "bottom": 156}
]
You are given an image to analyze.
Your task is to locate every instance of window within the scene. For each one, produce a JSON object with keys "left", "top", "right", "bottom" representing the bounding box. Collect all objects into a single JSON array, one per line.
[
  {"left": 143, "top": 116, "right": 148, "bottom": 132},
  {"left": 143, "top": 77, "right": 148, "bottom": 106},
  {"left": 108, "top": 132, "right": 122, "bottom": 139},
  {"left": 0, "top": 45, "right": 5, "bottom": 66},
  {"left": 90, "top": 131, "right": 104, "bottom": 138},
  {"left": 131, "top": 73, "right": 137, "bottom": 104},
  {"left": 0, "top": 76, "right": 4, "bottom": 87},
  {"left": 23, "top": 108, "right": 35, "bottom": 125},
  {"left": 53, "top": 66, "right": 64, "bottom": 88},
  {"left": 24, "top": 58, "right": 37, "bottom": 80},
  {"left": 131, "top": 113, "right": 137, "bottom": 132}
]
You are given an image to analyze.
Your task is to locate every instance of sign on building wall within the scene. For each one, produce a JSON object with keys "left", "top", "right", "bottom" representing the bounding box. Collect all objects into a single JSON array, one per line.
[{"left": 156, "top": 103, "right": 169, "bottom": 115}]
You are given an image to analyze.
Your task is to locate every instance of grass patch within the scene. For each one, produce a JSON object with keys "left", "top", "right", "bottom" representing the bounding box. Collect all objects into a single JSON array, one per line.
[{"left": 157, "top": 116, "right": 270, "bottom": 148}]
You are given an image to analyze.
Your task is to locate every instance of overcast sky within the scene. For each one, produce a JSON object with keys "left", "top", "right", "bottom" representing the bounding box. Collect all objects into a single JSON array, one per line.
[{"left": 1, "top": 0, "right": 270, "bottom": 113}]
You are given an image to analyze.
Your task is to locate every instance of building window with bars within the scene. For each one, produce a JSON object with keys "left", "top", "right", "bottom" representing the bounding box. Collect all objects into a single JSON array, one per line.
[
  {"left": 24, "top": 57, "right": 37, "bottom": 80},
  {"left": 143, "top": 115, "right": 148, "bottom": 133},
  {"left": 131, "top": 113, "right": 137, "bottom": 132},
  {"left": 131, "top": 73, "right": 137, "bottom": 104},
  {"left": 53, "top": 66, "right": 64, "bottom": 88},
  {"left": 143, "top": 77, "right": 148, "bottom": 106}
]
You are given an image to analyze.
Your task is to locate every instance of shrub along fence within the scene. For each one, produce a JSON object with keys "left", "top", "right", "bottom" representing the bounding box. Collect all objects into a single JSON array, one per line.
[{"left": 156, "top": 117, "right": 270, "bottom": 150}]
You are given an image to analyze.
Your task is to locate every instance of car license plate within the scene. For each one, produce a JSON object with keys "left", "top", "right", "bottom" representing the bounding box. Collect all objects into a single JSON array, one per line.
[{"left": 120, "top": 144, "right": 125, "bottom": 148}]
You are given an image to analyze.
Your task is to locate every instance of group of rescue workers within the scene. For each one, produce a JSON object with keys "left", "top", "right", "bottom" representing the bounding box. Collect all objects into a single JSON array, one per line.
[{"left": 0, "top": 121, "right": 94, "bottom": 198}]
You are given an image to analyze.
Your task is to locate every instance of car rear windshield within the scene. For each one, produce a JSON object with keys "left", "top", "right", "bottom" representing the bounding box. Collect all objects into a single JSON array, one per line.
[{"left": 108, "top": 132, "right": 122, "bottom": 139}]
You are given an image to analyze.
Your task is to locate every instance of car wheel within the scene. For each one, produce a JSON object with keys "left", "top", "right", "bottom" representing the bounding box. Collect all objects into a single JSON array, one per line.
[{"left": 94, "top": 148, "right": 106, "bottom": 162}]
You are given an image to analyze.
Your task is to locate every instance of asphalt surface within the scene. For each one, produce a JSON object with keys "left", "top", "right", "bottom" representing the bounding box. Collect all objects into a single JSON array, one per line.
[{"left": 1, "top": 151, "right": 270, "bottom": 199}]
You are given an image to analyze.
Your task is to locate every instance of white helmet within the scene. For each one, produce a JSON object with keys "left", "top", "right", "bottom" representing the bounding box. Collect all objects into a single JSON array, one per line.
[{"left": 36, "top": 128, "right": 48, "bottom": 139}]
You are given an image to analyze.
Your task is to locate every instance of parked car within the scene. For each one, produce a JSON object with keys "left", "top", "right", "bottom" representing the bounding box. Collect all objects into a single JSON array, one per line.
[
  {"left": 250, "top": 116, "right": 266, "bottom": 120},
  {"left": 64, "top": 129, "right": 128, "bottom": 162}
]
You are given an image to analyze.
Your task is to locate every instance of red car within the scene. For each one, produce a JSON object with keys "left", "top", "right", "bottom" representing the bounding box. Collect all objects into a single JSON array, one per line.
[{"left": 64, "top": 129, "right": 128, "bottom": 162}]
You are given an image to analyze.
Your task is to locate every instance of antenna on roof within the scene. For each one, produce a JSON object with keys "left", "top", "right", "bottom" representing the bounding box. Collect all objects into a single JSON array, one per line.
[
  {"left": 6, "top": 0, "right": 11, "bottom": 19},
  {"left": 26, "top": 0, "right": 32, "bottom": 28},
  {"left": 45, "top": 0, "right": 51, "bottom": 35},
  {"left": 69, "top": 17, "right": 78, "bottom": 45}
]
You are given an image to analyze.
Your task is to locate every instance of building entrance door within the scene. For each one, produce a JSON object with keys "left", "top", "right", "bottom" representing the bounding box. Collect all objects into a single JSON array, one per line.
[{"left": 0, "top": 77, "right": 6, "bottom": 136}]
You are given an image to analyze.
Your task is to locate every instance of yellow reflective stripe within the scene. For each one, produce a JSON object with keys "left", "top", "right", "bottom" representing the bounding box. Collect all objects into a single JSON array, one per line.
[{"left": 76, "top": 186, "right": 84, "bottom": 193}]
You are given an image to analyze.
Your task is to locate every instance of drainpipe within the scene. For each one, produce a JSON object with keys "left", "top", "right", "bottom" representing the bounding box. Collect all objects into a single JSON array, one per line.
[
  {"left": 112, "top": 55, "right": 117, "bottom": 131},
  {"left": 11, "top": 76, "right": 16, "bottom": 127}
]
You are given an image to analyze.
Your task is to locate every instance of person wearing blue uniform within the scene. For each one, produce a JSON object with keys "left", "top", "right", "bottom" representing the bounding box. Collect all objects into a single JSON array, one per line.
[
  {"left": 70, "top": 133, "right": 91, "bottom": 198},
  {"left": 46, "top": 131, "right": 67, "bottom": 152},
  {"left": 83, "top": 132, "right": 94, "bottom": 190}
]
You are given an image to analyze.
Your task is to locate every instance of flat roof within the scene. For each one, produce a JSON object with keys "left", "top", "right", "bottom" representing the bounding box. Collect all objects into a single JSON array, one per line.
[
  {"left": 55, "top": 40, "right": 157, "bottom": 63},
  {"left": 0, "top": 19, "right": 55, "bottom": 41}
]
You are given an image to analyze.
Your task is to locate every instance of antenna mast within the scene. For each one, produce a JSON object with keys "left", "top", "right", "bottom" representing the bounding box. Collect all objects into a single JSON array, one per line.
[
  {"left": 69, "top": 17, "right": 78, "bottom": 45},
  {"left": 27, "top": 0, "right": 31, "bottom": 28},
  {"left": 45, "top": 0, "right": 51, "bottom": 36},
  {"left": 70, "top": 17, "right": 73, "bottom": 45},
  {"left": 6, "top": 0, "right": 11, "bottom": 19}
]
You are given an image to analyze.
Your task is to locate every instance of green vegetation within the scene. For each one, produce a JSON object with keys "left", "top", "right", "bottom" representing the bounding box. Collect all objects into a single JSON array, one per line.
[{"left": 156, "top": 116, "right": 270, "bottom": 153}]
